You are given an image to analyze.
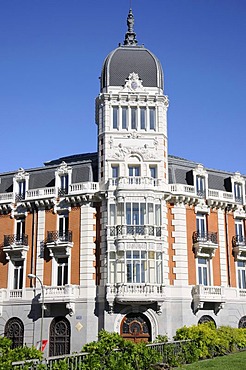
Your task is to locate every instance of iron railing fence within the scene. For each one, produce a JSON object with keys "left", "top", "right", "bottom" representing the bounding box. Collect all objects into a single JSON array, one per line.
[{"left": 11, "top": 339, "right": 193, "bottom": 369}]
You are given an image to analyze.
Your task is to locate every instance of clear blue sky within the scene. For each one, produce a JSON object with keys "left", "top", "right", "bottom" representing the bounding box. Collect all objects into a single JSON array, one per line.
[{"left": 1, "top": 0, "right": 246, "bottom": 175}]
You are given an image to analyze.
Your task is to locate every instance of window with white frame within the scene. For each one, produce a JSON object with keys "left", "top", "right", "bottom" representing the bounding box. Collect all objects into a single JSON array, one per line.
[
  {"left": 59, "top": 214, "right": 69, "bottom": 240},
  {"left": 57, "top": 257, "right": 68, "bottom": 286},
  {"left": 13, "top": 260, "right": 24, "bottom": 289},
  {"left": 108, "top": 250, "right": 163, "bottom": 285},
  {"left": 149, "top": 166, "right": 157, "bottom": 179},
  {"left": 237, "top": 261, "right": 246, "bottom": 289},
  {"left": 126, "top": 250, "right": 147, "bottom": 283},
  {"left": 140, "top": 107, "right": 146, "bottom": 130},
  {"left": 196, "top": 213, "right": 207, "bottom": 240},
  {"left": 18, "top": 180, "right": 26, "bottom": 200},
  {"left": 196, "top": 176, "right": 206, "bottom": 197},
  {"left": 149, "top": 107, "right": 156, "bottom": 130},
  {"left": 60, "top": 174, "right": 69, "bottom": 195},
  {"left": 131, "top": 107, "right": 137, "bottom": 129},
  {"left": 122, "top": 107, "right": 128, "bottom": 129},
  {"left": 113, "top": 107, "right": 119, "bottom": 129},
  {"left": 235, "top": 219, "right": 244, "bottom": 244},
  {"left": 197, "top": 257, "right": 210, "bottom": 286},
  {"left": 128, "top": 165, "right": 140, "bottom": 177},
  {"left": 16, "top": 219, "right": 25, "bottom": 243},
  {"left": 111, "top": 165, "right": 119, "bottom": 179},
  {"left": 234, "top": 183, "right": 243, "bottom": 204}
]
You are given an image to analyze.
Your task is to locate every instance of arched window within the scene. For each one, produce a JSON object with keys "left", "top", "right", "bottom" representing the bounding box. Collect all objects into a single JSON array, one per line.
[
  {"left": 198, "top": 315, "right": 216, "bottom": 327},
  {"left": 49, "top": 316, "right": 70, "bottom": 357},
  {"left": 5, "top": 317, "right": 24, "bottom": 348},
  {"left": 238, "top": 316, "right": 246, "bottom": 328},
  {"left": 121, "top": 313, "right": 151, "bottom": 343}
]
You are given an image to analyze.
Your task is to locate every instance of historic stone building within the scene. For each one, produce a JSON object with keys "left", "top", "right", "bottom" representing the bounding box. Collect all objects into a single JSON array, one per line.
[{"left": 0, "top": 9, "right": 246, "bottom": 356}]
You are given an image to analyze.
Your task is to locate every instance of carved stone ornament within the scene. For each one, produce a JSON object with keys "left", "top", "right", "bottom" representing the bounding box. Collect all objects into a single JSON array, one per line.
[
  {"left": 57, "top": 161, "right": 71, "bottom": 175},
  {"left": 14, "top": 168, "right": 29, "bottom": 181},
  {"left": 122, "top": 72, "right": 144, "bottom": 92},
  {"left": 110, "top": 144, "right": 156, "bottom": 160}
]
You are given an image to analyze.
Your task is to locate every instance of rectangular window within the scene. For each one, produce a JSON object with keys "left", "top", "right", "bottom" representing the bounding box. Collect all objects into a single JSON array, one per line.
[
  {"left": 131, "top": 107, "right": 137, "bottom": 129},
  {"left": 235, "top": 219, "right": 244, "bottom": 244},
  {"left": 57, "top": 257, "right": 68, "bottom": 286},
  {"left": 196, "top": 176, "right": 205, "bottom": 197},
  {"left": 198, "top": 257, "right": 209, "bottom": 286},
  {"left": 16, "top": 219, "right": 25, "bottom": 243},
  {"left": 110, "top": 204, "right": 116, "bottom": 225},
  {"left": 112, "top": 165, "right": 119, "bottom": 178},
  {"left": 60, "top": 174, "right": 69, "bottom": 194},
  {"left": 126, "top": 250, "right": 147, "bottom": 283},
  {"left": 196, "top": 213, "right": 206, "bottom": 240},
  {"left": 113, "top": 107, "right": 119, "bottom": 129},
  {"left": 234, "top": 183, "right": 243, "bottom": 204},
  {"left": 13, "top": 261, "right": 24, "bottom": 289},
  {"left": 149, "top": 107, "right": 156, "bottom": 130},
  {"left": 128, "top": 165, "right": 140, "bottom": 177},
  {"left": 59, "top": 214, "right": 69, "bottom": 240},
  {"left": 238, "top": 261, "right": 246, "bottom": 289},
  {"left": 122, "top": 107, "right": 128, "bottom": 129},
  {"left": 140, "top": 107, "right": 146, "bottom": 129},
  {"left": 18, "top": 180, "right": 26, "bottom": 199},
  {"left": 150, "top": 166, "right": 157, "bottom": 179},
  {"left": 109, "top": 252, "right": 116, "bottom": 284}
]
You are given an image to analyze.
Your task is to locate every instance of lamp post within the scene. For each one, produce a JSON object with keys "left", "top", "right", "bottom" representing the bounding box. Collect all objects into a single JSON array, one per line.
[{"left": 28, "top": 273, "right": 44, "bottom": 351}]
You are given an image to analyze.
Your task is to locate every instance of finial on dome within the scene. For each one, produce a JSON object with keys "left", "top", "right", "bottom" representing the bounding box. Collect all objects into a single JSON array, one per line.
[{"left": 124, "top": 8, "right": 138, "bottom": 46}]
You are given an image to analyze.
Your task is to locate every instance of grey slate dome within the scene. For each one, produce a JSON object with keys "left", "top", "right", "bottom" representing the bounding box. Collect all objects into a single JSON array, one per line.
[{"left": 100, "top": 9, "right": 164, "bottom": 92}]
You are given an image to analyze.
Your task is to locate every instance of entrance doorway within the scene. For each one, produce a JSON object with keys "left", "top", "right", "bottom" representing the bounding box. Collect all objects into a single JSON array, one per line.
[
  {"left": 49, "top": 316, "right": 70, "bottom": 356},
  {"left": 120, "top": 313, "right": 151, "bottom": 343}
]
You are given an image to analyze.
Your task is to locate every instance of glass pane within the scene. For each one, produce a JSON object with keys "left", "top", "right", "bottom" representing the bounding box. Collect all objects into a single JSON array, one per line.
[
  {"left": 122, "top": 107, "right": 128, "bottom": 129},
  {"left": 126, "top": 203, "right": 131, "bottom": 225},
  {"left": 149, "top": 108, "right": 156, "bottom": 130},
  {"left": 113, "top": 107, "right": 118, "bottom": 129},
  {"left": 140, "top": 108, "right": 146, "bottom": 129},
  {"left": 133, "top": 203, "right": 139, "bottom": 225},
  {"left": 131, "top": 107, "right": 137, "bottom": 129}
]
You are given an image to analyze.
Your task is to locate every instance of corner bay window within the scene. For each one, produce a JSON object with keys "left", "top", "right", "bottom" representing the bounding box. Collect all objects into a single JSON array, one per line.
[
  {"left": 108, "top": 250, "right": 163, "bottom": 285},
  {"left": 109, "top": 202, "right": 161, "bottom": 233}
]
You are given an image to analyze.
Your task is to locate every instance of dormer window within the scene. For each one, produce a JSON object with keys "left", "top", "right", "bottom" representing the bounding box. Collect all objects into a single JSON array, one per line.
[
  {"left": 196, "top": 176, "right": 205, "bottom": 198},
  {"left": 55, "top": 162, "right": 71, "bottom": 197},
  {"left": 234, "top": 182, "right": 243, "bottom": 204},
  {"left": 60, "top": 174, "right": 69, "bottom": 196},
  {"left": 18, "top": 180, "right": 26, "bottom": 201}
]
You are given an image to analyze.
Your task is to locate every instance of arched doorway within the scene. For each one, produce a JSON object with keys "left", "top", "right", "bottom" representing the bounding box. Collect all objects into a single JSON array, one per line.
[
  {"left": 198, "top": 315, "right": 216, "bottom": 327},
  {"left": 238, "top": 316, "right": 246, "bottom": 328},
  {"left": 49, "top": 316, "right": 70, "bottom": 356},
  {"left": 5, "top": 317, "right": 24, "bottom": 349},
  {"left": 120, "top": 313, "right": 151, "bottom": 343}
]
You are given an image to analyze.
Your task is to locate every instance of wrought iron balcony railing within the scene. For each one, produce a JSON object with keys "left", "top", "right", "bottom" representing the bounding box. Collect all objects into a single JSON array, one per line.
[
  {"left": 232, "top": 235, "right": 246, "bottom": 247},
  {"left": 4, "top": 234, "right": 28, "bottom": 247},
  {"left": 192, "top": 231, "right": 218, "bottom": 244},
  {"left": 108, "top": 225, "right": 162, "bottom": 237},
  {"left": 47, "top": 231, "right": 72, "bottom": 243}
]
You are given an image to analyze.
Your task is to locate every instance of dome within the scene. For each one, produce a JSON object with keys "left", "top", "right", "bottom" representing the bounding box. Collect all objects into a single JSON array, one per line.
[{"left": 100, "top": 9, "right": 164, "bottom": 92}]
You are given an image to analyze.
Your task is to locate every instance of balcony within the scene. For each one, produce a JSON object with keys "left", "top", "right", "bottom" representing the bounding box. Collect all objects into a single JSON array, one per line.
[
  {"left": 3, "top": 234, "right": 29, "bottom": 260},
  {"left": 232, "top": 235, "right": 246, "bottom": 260},
  {"left": 107, "top": 225, "right": 162, "bottom": 239},
  {"left": 191, "top": 285, "right": 225, "bottom": 314},
  {"left": 192, "top": 231, "right": 218, "bottom": 258},
  {"left": 0, "top": 192, "right": 14, "bottom": 204},
  {"left": 108, "top": 177, "right": 163, "bottom": 191},
  {"left": 46, "top": 230, "right": 73, "bottom": 257},
  {"left": 106, "top": 283, "right": 165, "bottom": 313}
]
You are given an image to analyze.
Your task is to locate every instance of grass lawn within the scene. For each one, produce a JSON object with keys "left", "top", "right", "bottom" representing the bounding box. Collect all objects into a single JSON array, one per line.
[{"left": 178, "top": 351, "right": 246, "bottom": 369}]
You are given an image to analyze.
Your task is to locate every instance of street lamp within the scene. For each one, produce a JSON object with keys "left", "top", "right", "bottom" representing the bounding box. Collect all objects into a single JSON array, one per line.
[{"left": 28, "top": 273, "right": 44, "bottom": 351}]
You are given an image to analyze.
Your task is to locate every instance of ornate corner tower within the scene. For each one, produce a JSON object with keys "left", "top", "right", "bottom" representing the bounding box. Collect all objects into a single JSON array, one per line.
[{"left": 96, "top": 9, "right": 169, "bottom": 337}]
